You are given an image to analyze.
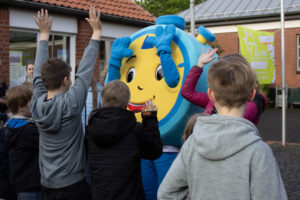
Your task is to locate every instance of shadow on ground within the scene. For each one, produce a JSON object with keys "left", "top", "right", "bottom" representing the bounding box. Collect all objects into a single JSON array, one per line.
[{"left": 257, "top": 108, "right": 300, "bottom": 143}]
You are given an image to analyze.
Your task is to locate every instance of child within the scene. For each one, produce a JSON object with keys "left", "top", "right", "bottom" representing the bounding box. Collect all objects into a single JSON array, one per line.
[
  {"left": 222, "top": 54, "right": 267, "bottom": 125},
  {"left": 182, "top": 113, "right": 205, "bottom": 142},
  {"left": 87, "top": 80, "right": 162, "bottom": 200},
  {"left": 5, "top": 85, "right": 40, "bottom": 199},
  {"left": 30, "top": 7, "right": 101, "bottom": 199},
  {"left": 158, "top": 56, "right": 287, "bottom": 199},
  {"left": 181, "top": 50, "right": 267, "bottom": 125}
]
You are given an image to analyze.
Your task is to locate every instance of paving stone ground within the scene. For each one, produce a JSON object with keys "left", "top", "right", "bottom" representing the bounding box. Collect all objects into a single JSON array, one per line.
[
  {"left": 258, "top": 108, "right": 300, "bottom": 199},
  {"left": 269, "top": 143, "right": 300, "bottom": 200}
]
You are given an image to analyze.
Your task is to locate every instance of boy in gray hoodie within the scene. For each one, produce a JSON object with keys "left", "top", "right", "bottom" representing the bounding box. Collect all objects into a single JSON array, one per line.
[
  {"left": 158, "top": 51, "right": 287, "bottom": 200},
  {"left": 30, "top": 7, "right": 101, "bottom": 199}
]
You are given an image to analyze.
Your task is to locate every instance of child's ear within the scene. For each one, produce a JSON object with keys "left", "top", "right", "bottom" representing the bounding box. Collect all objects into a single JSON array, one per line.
[
  {"left": 62, "top": 77, "right": 68, "bottom": 86},
  {"left": 248, "top": 89, "right": 256, "bottom": 101},
  {"left": 207, "top": 88, "right": 216, "bottom": 102}
]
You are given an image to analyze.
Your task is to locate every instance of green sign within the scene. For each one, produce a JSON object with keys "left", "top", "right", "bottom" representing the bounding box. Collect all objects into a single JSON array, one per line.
[{"left": 238, "top": 26, "right": 275, "bottom": 84}]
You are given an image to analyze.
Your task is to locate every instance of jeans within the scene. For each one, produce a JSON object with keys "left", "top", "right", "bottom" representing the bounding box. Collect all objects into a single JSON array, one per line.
[
  {"left": 141, "top": 152, "right": 178, "bottom": 200},
  {"left": 41, "top": 179, "right": 91, "bottom": 200},
  {"left": 17, "top": 192, "right": 41, "bottom": 200}
]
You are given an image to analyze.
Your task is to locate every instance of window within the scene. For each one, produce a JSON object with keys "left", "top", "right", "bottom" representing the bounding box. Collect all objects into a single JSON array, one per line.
[
  {"left": 9, "top": 30, "right": 71, "bottom": 86},
  {"left": 9, "top": 30, "right": 37, "bottom": 87},
  {"left": 49, "top": 34, "right": 70, "bottom": 63},
  {"left": 297, "top": 35, "right": 300, "bottom": 72},
  {"left": 99, "top": 39, "right": 113, "bottom": 83}
]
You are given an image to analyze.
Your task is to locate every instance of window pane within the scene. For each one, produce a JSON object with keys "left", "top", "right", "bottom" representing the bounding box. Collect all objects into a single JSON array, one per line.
[
  {"left": 48, "top": 35, "right": 53, "bottom": 58},
  {"left": 9, "top": 30, "right": 37, "bottom": 87},
  {"left": 53, "top": 35, "right": 70, "bottom": 63},
  {"left": 99, "top": 40, "right": 105, "bottom": 60}
]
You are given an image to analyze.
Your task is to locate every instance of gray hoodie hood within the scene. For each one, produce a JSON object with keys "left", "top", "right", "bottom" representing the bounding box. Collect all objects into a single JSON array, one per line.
[
  {"left": 31, "top": 93, "right": 73, "bottom": 133},
  {"left": 158, "top": 114, "right": 287, "bottom": 200},
  {"left": 193, "top": 114, "right": 261, "bottom": 160}
]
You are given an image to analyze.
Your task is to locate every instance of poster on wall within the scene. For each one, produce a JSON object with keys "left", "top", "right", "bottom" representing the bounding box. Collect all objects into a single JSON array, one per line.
[
  {"left": 9, "top": 50, "right": 23, "bottom": 66},
  {"left": 237, "top": 26, "right": 275, "bottom": 84},
  {"left": 9, "top": 50, "right": 25, "bottom": 86}
]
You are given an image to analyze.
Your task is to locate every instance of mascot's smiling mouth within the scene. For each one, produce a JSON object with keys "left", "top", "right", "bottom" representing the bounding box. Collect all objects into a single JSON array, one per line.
[{"left": 128, "top": 95, "right": 155, "bottom": 113}]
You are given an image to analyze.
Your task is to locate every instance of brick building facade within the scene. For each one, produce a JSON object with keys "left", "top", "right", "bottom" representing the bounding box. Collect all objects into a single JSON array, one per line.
[
  {"left": 0, "top": 7, "right": 9, "bottom": 84},
  {"left": 0, "top": 0, "right": 155, "bottom": 86},
  {"left": 179, "top": 0, "right": 300, "bottom": 105},
  {"left": 213, "top": 27, "right": 300, "bottom": 88}
]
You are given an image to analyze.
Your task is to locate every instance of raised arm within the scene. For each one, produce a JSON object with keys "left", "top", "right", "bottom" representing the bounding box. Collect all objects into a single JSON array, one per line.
[
  {"left": 31, "top": 9, "right": 52, "bottom": 102},
  {"left": 181, "top": 48, "right": 217, "bottom": 108},
  {"left": 67, "top": 6, "right": 102, "bottom": 114},
  {"left": 107, "top": 37, "right": 133, "bottom": 82}
]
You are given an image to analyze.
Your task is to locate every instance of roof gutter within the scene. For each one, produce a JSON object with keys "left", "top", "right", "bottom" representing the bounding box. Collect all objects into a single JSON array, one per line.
[
  {"left": 184, "top": 12, "right": 300, "bottom": 27},
  {"left": 2, "top": 0, "right": 154, "bottom": 27}
]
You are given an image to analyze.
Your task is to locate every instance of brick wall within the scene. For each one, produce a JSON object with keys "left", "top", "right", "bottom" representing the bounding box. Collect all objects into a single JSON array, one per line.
[
  {"left": 76, "top": 18, "right": 100, "bottom": 82},
  {"left": 214, "top": 28, "right": 300, "bottom": 88},
  {"left": 0, "top": 7, "right": 9, "bottom": 85},
  {"left": 214, "top": 32, "right": 239, "bottom": 55}
]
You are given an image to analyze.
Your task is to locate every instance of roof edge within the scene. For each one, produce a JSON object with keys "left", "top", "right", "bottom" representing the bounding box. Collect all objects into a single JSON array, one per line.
[
  {"left": 3, "top": 0, "right": 154, "bottom": 27},
  {"left": 184, "top": 13, "right": 300, "bottom": 27}
]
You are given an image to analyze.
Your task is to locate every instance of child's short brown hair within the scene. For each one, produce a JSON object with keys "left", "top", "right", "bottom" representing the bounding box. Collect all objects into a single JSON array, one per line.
[
  {"left": 22, "top": 81, "right": 33, "bottom": 91},
  {"left": 183, "top": 113, "right": 207, "bottom": 142},
  {"left": 207, "top": 57, "right": 256, "bottom": 108},
  {"left": 41, "top": 58, "right": 71, "bottom": 90},
  {"left": 221, "top": 53, "right": 249, "bottom": 66},
  {"left": 6, "top": 86, "right": 33, "bottom": 114},
  {"left": 101, "top": 80, "right": 130, "bottom": 108}
]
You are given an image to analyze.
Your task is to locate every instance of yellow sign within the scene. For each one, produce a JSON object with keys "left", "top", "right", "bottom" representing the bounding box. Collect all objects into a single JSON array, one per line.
[{"left": 237, "top": 26, "right": 275, "bottom": 84}]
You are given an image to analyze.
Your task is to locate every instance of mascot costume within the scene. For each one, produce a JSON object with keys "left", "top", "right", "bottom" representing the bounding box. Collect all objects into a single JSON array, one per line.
[{"left": 106, "top": 15, "right": 217, "bottom": 199}]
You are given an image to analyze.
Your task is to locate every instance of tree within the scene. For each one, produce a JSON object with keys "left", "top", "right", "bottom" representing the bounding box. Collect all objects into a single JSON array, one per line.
[{"left": 135, "top": 0, "right": 204, "bottom": 17}]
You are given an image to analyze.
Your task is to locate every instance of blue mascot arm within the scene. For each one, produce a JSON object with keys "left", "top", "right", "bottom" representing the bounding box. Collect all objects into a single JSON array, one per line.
[
  {"left": 155, "top": 25, "right": 179, "bottom": 88},
  {"left": 107, "top": 37, "right": 133, "bottom": 82}
]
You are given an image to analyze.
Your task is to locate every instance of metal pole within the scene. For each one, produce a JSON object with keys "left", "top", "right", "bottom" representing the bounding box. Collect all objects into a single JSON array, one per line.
[
  {"left": 280, "top": 0, "right": 286, "bottom": 146},
  {"left": 190, "top": 0, "right": 195, "bottom": 37}
]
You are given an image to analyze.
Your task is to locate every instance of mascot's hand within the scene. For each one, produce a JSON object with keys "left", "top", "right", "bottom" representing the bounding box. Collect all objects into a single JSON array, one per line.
[
  {"left": 109, "top": 37, "right": 133, "bottom": 68},
  {"left": 155, "top": 25, "right": 175, "bottom": 55}
]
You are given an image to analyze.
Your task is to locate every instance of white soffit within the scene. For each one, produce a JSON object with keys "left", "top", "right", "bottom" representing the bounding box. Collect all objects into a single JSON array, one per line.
[
  {"left": 10, "top": 8, "right": 77, "bottom": 34},
  {"left": 101, "top": 21, "right": 142, "bottom": 38},
  {"left": 206, "top": 20, "right": 300, "bottom": 33}
]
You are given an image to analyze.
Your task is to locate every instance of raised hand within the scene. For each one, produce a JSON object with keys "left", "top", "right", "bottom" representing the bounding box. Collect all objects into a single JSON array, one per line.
[
  {"left": 33, "top": 9, "right": 52, "bottom": 41},
  {"left": 197, "top": 48, "right": 218, "bottom": 68},
  {"left": 143, "top": 100, "right": 158, "bottom": 112},
  {"left": 109, "top": 37, "right": 133, "bottom": 68},
  {"left": 85, "top": 5, "right": 102, "bottom": 41},
  {"left": 154, "top": 25, "right": 175, "bottom": 55}
]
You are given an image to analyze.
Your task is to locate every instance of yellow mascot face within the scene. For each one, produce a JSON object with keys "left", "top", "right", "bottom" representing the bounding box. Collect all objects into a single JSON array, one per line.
[{"left": 120, "top": 34, "right": 184, "bottom": 122}]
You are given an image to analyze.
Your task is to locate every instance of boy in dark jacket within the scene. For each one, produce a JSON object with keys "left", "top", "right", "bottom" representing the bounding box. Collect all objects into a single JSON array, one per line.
[
  {"left": 87, "top": 80, "right": 162, "bottom": 200},
  {"left": 5, "top": 85, "right": 41, "bottom": 199}
]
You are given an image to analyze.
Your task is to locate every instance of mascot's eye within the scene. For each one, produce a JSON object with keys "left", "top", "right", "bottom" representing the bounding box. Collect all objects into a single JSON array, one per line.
[
  {"left": 126, "top": 67, "right": 136, "bottom": 83},
  {"left": 155, "top": 65, "right": 164, "bottom": 81}
]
